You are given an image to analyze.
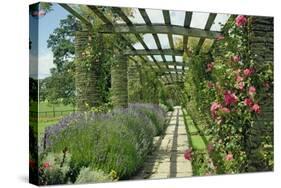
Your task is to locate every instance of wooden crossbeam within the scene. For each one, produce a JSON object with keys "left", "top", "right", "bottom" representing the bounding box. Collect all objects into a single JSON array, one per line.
[
  {"left": 138, "top": 8, "right": 172, "bottom": 82},
  {"left": 149, "top": 61, "right": 185, "bottom": 66},
  {"left": 159, "top": 68, "right": 185, "bottom": 72},
  {"left": 163, "top": 10, "right": 179, "bottom": 79},
  {"left": 111, "top": 7, "right": 167, "bottom": 79},
  {"left": 182, "top": 11, "right": 192, "bottom": 53},
  {"left": 124, "top": 49, "right": 183, "bottom": 56},
  {"left": 99, "top": 24, "right": 221, "bottom": 39},
  {"left": 195, "top": 13, "right": 217, "bottom": 54},
  {"left": 59, "top": 4, "right": 92, "bottom": 27}
]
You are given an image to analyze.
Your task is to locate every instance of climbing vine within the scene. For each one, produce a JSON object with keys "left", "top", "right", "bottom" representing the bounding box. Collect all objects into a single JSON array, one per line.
[{"left": 183, "top": 15, "right": 273, "bottom": 174}]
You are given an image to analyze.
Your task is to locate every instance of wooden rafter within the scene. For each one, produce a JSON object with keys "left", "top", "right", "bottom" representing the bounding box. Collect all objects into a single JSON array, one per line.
[
  {"left": 59, "top": 4, "right": 92, "bottom": 27},
  {"left": 163, "top": 10, "right": 179, "bottom": 79},
  {"left": 88, "top": 5, "right": 170, "bottom": 81},
  {"left": 183, "top": 12, "right": 192, "bottom": 52},
  {"left": 99, "top": 24, "right": 221, "bottom": 39},
  {"left": 124, "top": 49, "right": 183, "bottom": 56},
  {"left": 138, "top": 8, "right": 172, "bottom": 82},
  {"left": 150, "top": 61, "right": 185, "bottom": 66},
  {"left": 195, "top": 13, "right": 217, "bottom": 54},
  {"left": 61, "top": 5, "right": 227, "bottom": 85},
  {"left": 110, "top": 7, "right": 168, "bottom": 80}
]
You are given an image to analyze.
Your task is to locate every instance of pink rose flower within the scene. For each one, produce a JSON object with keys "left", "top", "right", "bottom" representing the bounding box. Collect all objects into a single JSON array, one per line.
[
  {"left": 234, "top": 69, "right": 241, "bottom": 76},
  {"left": 221, "top": 107, "right": 230, "bottom": 113},
  {"left": 244, "top": 98, "right": 254, "bottom": 107},
  {"left": 210, "top": 102, "right": 222, "bottom": 118},
  {"left": 207, "top": 81, "right": 214, "bottom": 88},
  {"left": 207, "top": 143, "right": 214, "bottom": 153},
  {"left": 206, "top": 62, "right": 214, "bottom": 72},
  {"left": 248, "top": 86, "right": 256, "bottom": 96},
  {"left": 235, "top": 15, "right": 247, "bottom": 27},
  {"left": 225, "top": 153, "right": 233, "bottom": 161},
  {"left": 251, "top": 104, "right": 261, "bottom": 113},
  {"left": 238, "top": 81, "right": 245, "bottom": 90},
  {"left": 243, "top": 68, "right": 255, "bottom": 77},
  {"left": 231, "top": 55, "right": 240, "bottom": 63},
  {"left": 184, "top": 148, "right": 192, "bottom": 160},
  {"left": 43, "top": 162, "right": 50, "bottom": 169},
  {"left": 215, "top": 35, "right": 225, "bottom": 41},
  {"left": 236, "top": 75, "right": 243, "bottom": 83},
  {"left": 224, "top": 90, "right": 238, "bottom": 106}
]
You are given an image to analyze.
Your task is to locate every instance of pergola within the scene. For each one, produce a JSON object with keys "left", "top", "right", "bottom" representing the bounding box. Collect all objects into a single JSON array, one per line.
[
  {"left": 60, "top": 4, "right": 226, "bottom": 83},
  {"left": 58, "top": 3, "right": 229, "bottom": 108}
]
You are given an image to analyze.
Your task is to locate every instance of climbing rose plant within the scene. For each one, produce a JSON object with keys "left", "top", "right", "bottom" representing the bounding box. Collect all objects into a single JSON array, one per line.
[{"left": 184, "top": 15, "right": 273, "bottom": 174}]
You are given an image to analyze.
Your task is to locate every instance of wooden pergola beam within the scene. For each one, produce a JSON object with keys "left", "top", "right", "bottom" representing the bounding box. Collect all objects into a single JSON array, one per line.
[
  {"left": 59, "top": 4, "right": 92, "bottom": 27},
  {"left": 138, "top": 8, "right": 172, "bottom": 82},
  {"left": 163, "top": 10, "right": 179, "bottom": 79},
  {"left": 111, "top": 7, "right": 169, "bottom": 80},
  {"left": 195, "top": 13, "right": 217, "bottom": 54},
  {"left": 183, "top": 12, "right": 192, "bottom": 53},
  {"left": 124, "top": 49, "right": 183, "bottom": 56},
  {"left": 99, "top": 24, "right": 221, "bottom": 39},
  {"left": 149, "top": 61, "right": 185, "bottom": 66}
]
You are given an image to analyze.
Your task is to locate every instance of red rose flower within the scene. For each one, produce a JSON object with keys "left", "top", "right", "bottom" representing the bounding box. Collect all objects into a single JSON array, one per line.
[
  {"left": 244, "top": 98, "right": 254, "bottom": 107},
  {"left": 206, "top": 62, "right": 214, "bottom": 72},
  {"left": 43, "top": 162, "right": 50, "bottom": 169},
  {"left": 224, "top": 90, "right": 238, "bottom": 106},
  {"left": 29, "top": 160, "right": 36, "bottom": 169},
  {"left": 184, "top": 148, "right": 192, "bottom": 160},
  {"left": 235, "top": 15, "right": 247, "bottom": 27}
]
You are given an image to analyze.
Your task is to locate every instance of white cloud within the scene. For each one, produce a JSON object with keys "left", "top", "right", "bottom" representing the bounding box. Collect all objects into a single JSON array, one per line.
[
  {"left": 38, "top": 52, "right": 55, "bottom": 79},
  {"left": 29, "top": 52, "right": 55, "bottom": 79}
]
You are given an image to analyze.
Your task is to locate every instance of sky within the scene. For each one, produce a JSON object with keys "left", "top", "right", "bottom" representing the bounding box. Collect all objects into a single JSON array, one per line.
[{"left": 29, "top": 3, "right": 230, "bottom": 79}]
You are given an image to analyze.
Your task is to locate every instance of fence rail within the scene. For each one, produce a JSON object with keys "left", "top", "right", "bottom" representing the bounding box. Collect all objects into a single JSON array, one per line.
[{"left": 29, "top": 109, "right": 76, "bottom": 118}]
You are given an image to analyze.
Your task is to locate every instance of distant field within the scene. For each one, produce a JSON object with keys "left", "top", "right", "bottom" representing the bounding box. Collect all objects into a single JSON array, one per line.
[
  {"left": 30, "top": 101, "right": 75, "bottom": 112},
  {"left": 30, "top": 102, "right": 76, "bottom": 135}
]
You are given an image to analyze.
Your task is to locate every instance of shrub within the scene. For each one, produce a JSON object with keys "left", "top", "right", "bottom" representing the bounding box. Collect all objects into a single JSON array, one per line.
[
  {"left": 75, "top": 167, "right": 113, "bottom": 184},
  {"left": 45, "top": 104, "right": 166, "bottom": 180},
  {"left": 38, "top": 151, "right": 71, "bottom": 185},
  {"left": 129, "top": 103, "right": 166, "bottom": 135}
]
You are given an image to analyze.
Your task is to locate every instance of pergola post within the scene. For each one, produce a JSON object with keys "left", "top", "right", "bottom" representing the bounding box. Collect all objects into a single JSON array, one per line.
[
  {"left": 75, "top": 27, "right": 102, "bottom": 111},
  {"left": 111, "top": 49, "right": 128, "bottom": 108}
]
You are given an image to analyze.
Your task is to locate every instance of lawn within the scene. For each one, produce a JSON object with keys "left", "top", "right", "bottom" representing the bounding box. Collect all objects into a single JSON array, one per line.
[{"left": 30, "top": 101, "right": 75, "bottom": 136}]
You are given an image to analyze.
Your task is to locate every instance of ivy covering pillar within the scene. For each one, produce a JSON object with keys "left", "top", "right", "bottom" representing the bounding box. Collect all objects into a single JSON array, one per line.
[
  {"left": 111, "top": 50, "right": 128, "bottom": 108},
  {"left": 75, "top": 28, "right": 103, "bottom": 111}
]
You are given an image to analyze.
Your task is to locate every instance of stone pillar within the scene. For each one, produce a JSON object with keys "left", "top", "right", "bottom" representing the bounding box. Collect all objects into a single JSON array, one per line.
[
  {"left": 128, "top": 61, "right": 142, "bottom": 103},
  {"left": 111, "top": 51, "right": 128, "bottom": 108},
  {"left": 75, "top": 28, "right": 102, "bottom": 111},
  {"left": 246, "top": 16, "right": 273, "bottom": 172}
]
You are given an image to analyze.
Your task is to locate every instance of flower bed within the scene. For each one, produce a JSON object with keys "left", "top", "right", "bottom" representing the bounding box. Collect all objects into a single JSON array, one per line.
[{"left": 34, "top": 103, "right": 166, "bottom": 185}]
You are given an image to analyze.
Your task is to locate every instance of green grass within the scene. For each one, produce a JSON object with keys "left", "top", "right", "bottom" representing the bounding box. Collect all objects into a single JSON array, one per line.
[
  {"left": 30, "top": 119, "right": 60, "bottom": 137},
  {"left": 30, "top": 101, "right": 75, "bottom": 112},
  {"left": 190, "top": 135, "right": 206, "bottom": 150}
]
